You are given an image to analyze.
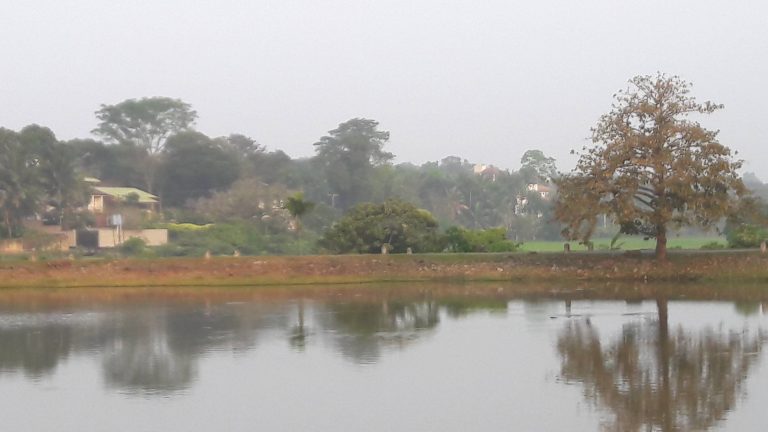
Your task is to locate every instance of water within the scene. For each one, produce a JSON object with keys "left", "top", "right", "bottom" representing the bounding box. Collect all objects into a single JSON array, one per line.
[{"left": 0, "top": 288, "right": 766, "bottom": 431}]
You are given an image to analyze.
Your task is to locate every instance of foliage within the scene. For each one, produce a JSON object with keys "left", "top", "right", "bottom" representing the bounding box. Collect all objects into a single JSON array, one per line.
[
  {"left": 93, "top": 97, "right": 197, "bottom": 154},
  {"left": 723, "top": 195, "right": 768, "bottom": 249},
  {"left": 192, "top": 178, "right": 289, "bottom": 223},
  {"left": 92, "top": 97, "right": 197, "bottom": 194},
  {"left": 120, "top": 237, "right": 147, "bottom": 256},
  {"left": 283, "top": 192, "right": 315, "bottom": 254},
  {"left": 164, "top": 223, "right": 214, "bottom": 232},
  {"left": 321, "top": 199, "right": 441, "bottom": 254},
  {"left": 155, "top": 222, "right": 313, "bottom": 257},
  {"left": 555, "top": 74, "right": 745, "bottom": 259},
  {"left": 700, "top": 241, "right": 725, "bottom": 250},
  {"left": 313, "top": 118, "right": 393, "bottom": 209},
  {"left": 726, "top": 224, "right": 768, "bottom": 248},
  {"left": 160, "top": 131, "right": 240, "bottom": 205},
  {"left": 283, "top": 192, "right": 315, "bottom": 222},
  {"left": 443, "top": 226, "right": 518, "bottom": 252},
  {"left": 520, "top": 149, "right": 557, "bottom": 183},
  {"left": 21, "top": 126, "right": 88, "bottom": 224},
  {"left": 0, "top": 128, "right": 42, "bottom": 238}
]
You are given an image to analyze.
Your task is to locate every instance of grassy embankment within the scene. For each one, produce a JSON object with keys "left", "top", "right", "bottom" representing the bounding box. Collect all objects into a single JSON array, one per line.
[
  {"left": 1, "top": 249, "right": 767, "bottom": 289},
  {"left": 518, "top": 236, "right": 724, "bottom": 252}
]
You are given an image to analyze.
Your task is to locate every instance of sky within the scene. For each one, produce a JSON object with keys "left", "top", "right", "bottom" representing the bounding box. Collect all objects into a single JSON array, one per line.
[{"left": 1, "top": 0, "right": 766, "bottom": 174}]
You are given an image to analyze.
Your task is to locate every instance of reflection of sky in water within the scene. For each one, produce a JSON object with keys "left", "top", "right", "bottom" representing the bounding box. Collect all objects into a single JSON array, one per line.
[{"left": 0, "top": 298, "right": 764, "bottom": 431}]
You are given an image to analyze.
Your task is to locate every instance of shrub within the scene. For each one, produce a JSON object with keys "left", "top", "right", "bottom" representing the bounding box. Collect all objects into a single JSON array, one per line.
[
  {"left": 443, "top": 226, "right": 518, "bottom": 253},
  {"left": 726, "top": 224, "right": 768, "bottom": 248},
  {"left": 700, "top": 241, "right": 725, "bottom": 250},
  {"left": 120, "top": 237, "right": 147, "bottom": 255},
  {"left": 155, "top": 222, "right": 317, "bottom": 257},
  {"left": 321, "top": 199, "right": 441, "bottom": 254}
]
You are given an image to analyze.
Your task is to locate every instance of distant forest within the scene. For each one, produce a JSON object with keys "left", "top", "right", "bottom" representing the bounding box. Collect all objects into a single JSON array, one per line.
[
  {"left": 0, "top": 97, "right": 570, "bottom": 253},
  {"left": 2, "top": 95, "right": 766, "bottom": 255}
]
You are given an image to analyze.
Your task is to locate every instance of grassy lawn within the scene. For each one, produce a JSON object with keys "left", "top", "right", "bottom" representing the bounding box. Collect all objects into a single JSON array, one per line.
[{"left": 518, "top": 236, "right": 726, "bottom": 252}]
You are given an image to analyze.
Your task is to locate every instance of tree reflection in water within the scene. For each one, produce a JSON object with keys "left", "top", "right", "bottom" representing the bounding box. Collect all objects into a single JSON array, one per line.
[
  {"left": 0, "top": 320, "right": 73, "bottom": 379},
  {"left": 319, "top": 301, "right": 440, "bottom": 364},
  {"left": 557, "top": 300, "right": 765, "bottom": 432},
  {"left": 103, "top": 304, "right": 286, "bottom": 394}
]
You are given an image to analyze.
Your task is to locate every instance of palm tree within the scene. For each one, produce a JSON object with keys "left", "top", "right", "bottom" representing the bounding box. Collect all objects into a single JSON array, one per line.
[{"left": 283, "top": 192, "right": 315, "bottom": 254}]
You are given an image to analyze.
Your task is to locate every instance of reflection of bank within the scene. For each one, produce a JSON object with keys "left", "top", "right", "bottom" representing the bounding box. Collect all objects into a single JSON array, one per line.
[{"left": 557, "top": 300, "right": 766, "bottom": 432}]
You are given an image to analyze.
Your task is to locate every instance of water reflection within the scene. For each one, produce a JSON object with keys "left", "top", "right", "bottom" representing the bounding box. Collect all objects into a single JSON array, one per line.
[
  {"left": 320, "top": 301, "right": 440, "bottom": 363},
  {"left": 557, "top": 300, "right": 766, "bottom": 432},
  {"left": 0, "top": 304, "right": 290, "bottom": 393},
  {"left": 1, "top": 291, "right": 766, "bottom": 432},
  {"left": 0, "top": 299, "right": 452, "bottom": 391},
  {"left": 0, "top": 318, "right": 72, "bottom": 379}
]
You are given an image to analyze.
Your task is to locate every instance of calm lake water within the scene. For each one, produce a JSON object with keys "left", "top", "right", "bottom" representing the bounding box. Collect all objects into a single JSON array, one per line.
[{"left": 0, "top": 287, "right": 766, "bottom": 431}]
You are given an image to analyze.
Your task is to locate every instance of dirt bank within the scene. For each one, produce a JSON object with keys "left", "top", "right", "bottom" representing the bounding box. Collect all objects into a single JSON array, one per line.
[{"left": 2, "top": 251, "right": 768, "bottom": 289}]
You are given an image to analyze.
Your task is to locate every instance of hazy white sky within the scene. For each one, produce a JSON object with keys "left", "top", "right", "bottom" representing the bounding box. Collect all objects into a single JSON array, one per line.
[{"left": 1, "top": 0, "right": 766, "bottom": 173}]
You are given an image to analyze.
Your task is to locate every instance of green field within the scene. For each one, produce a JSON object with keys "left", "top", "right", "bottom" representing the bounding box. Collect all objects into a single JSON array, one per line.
[{"left": 518, "top": 236, "right": 726, "bottom": 252}]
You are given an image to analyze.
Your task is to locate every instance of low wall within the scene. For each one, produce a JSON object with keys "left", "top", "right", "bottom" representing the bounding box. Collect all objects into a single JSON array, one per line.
[
  {"left": 96, "top": 229, "right": 168, "bottom": 248},
  {"left": 0, "top": 231, "right": 76, "bottom": 254}
]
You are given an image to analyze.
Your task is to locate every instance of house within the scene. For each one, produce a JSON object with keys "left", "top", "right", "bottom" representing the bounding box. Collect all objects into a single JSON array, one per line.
[
  {"left": 473, "top": 164, "right": 502, "bottom": 182},
  {"left": 2, "top": 181, "right": 167, "bottom": 254},
  {"left": 78, "top": 182, "right": 167, "bottom": 249},
  {"left": 88, "top": 186, "right": 159, "bottom": 228},
  {"left": 515, "top": 183, "right": 553, "bottom": 217},
  {"left": 526, "top": 183, "right": 552, "bottom": 199}
]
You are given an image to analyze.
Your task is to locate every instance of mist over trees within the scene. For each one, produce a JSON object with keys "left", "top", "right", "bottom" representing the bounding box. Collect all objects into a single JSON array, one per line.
[{"left": 2, "top": 75, "right": 766, "bottom": 254}]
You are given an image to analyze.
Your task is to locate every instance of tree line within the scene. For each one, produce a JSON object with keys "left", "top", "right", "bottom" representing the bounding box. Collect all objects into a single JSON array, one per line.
[
  {"left": 0, "top": 97, "right": 562, "bottom": 253},
  {"left": 2, "top": 73, "right": 764, "bottom": 258}
]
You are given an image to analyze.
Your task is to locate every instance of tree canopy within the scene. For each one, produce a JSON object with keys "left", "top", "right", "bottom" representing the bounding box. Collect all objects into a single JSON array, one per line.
[
  {"left": 520, "top": 149, "right": 557, "bottom": 183},
  {"left": 321, "top": 199, "right": 441, "bottom": 254},
  {"left": 160, "top": 131, "right": 240, "bottom": 206},
  {"left": 555, "top": 74, "right": 745, "bottom": 259},
  {"left": 0, "top": 129, "right": 40, "bottom": 237},
  {"left": 93, "top": 97, "right": 197, "bottom": 154},
  {"left": 313, "top": 118, "right": 393, "bottom": 209}
]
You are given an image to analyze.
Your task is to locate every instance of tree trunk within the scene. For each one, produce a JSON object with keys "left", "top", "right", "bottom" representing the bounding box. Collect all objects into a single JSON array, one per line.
[
  {"left": 656, "top": 297, "right": 671, "bottom": 431},
  {"left": 655, "top": 226, "right": 667, "bottom": 260},
  {"left": 4, "top": 210, "right": 12, "bottom": 238}
]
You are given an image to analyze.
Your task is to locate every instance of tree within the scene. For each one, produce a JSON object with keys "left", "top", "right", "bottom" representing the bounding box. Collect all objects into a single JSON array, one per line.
[
  {"left": 220, "top": 133, "right": 263, "bottom": 159},
  {"left": 66, "top": 138, "right": 144, "bottom": 188},
  {"left": 313, "top": 118, "right": 393, "bottom": 209},
  {"left": 321, "top": 199, "right": 441, "bottom": 254},
  {"left": 520, "top": 149, "right": 557, "bottom": 183},
  {"left": 20, "top": 126, "right": 86, "bottom": 227},
  {"left": 93, "top": 97, "right": 197, "bottom": 154},
  {"left": 93, "top": 97, "right": 197, "bottom": 193},
  {"left": 219, "top": 133, "right": 264, "bottom": 178},
  {"left": 283, "top": 192, "right": 315, "bottom": 254},
  {"left": 555, "top": 74, "right": 745, "bottom": 259},
  {"left": 193, "top": 178, "right": 289, "bottom": 223},
  {"left": 159, "top": 131, "right": 240, "bottom": 206},
  {"left": 0, "top": 128, "right": 42, "bottom": 238}
]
